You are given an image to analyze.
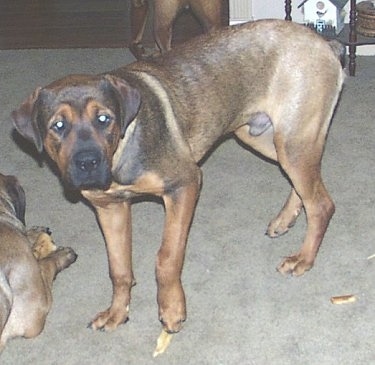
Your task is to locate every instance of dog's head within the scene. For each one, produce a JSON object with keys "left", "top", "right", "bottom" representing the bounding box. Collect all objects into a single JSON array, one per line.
[
  {"left": 11, "top": 74, "right": 141, "bottom": 190},
  {"left": 0, "top": 173, "right": 26, "bottom": 225}
]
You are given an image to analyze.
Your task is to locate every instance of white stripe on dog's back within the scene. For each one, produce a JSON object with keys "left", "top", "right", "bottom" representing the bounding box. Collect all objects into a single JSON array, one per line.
[{"left": 130, "top": 71, "right": 191, "bottom": 155}]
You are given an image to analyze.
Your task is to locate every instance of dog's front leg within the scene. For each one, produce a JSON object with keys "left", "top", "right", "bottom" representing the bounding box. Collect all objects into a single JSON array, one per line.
[
  {"left": 90, "top": 201, "right": 135, "bottom": 331},
  {"left": 157, "top": 182, "right": 200, "bottom": 333}
]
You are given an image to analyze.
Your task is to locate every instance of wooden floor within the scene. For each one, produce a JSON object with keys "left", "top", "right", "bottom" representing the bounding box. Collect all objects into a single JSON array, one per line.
[{"left": 0, "top": 0, "right": 228, "bottom": 50}]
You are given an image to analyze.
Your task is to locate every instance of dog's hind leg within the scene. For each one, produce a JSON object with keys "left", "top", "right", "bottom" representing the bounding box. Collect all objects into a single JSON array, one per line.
[
  {"left": 276, "top": 160, "right": 334, "bottom": 276},
  {"left": 235, "top": 121, "right": 304, "bottom": 236},
  {"left": 272, "top": 110, "right": 335, "bottom": 276},
  {"left": 235, "top": 106, "right": 335, "bottom": 276}
]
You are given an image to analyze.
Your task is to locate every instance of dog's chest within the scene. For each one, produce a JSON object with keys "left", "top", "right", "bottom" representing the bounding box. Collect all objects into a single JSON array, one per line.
[{"left": 111, "top": 118, "right": 142, "bottom": 185}]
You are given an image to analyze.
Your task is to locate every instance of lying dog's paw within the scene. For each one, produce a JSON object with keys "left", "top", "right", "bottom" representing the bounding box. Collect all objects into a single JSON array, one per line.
[
  {"left": 48, "top": 247, "right": 78, "bottom": 272},
  {"left": 27, "top": 226, "right": 51, "bottom": 234},
  {"left": 26, "top": 226, "right": 51, "bottom": 243},
  {"left": 31, "top": 231, "right": 57, "bottom": 260}
]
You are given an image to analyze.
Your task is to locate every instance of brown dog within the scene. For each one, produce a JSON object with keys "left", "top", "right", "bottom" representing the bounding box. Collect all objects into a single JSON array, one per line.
[
  {"left": 11, "top": 20, "right": 344, "bottom": 340},
  {"left": 0, "top": 173, "right": 77, "bottom": 350},
  {"left": 130, "top": 0, "right": 223, "bottom": 59}
]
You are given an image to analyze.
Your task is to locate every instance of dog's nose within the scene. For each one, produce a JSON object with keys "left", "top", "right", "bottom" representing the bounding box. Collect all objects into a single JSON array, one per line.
[{"left": 74, "top": 151, "right": 101, "bottom": 172}]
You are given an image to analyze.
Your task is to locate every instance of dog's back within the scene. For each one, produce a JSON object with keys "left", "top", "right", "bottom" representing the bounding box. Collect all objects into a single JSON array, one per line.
[{"left": 119, "top": 19, "right": 345, "bottom": 162}]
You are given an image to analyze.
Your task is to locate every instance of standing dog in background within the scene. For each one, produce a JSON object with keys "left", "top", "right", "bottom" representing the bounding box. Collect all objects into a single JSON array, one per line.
[
  {"left": 11, "top": 20, "right": 344, "bottom": 353},
  {"left": 0, "top": 173, "right": 77, "bottom": 350},
  {"left": 129, "top": 0, "right": 223, "bottom": 59}
]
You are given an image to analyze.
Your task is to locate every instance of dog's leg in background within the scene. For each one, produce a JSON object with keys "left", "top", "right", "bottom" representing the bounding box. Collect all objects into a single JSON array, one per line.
[
  {"left": 189, "top": 0, "right": 223, "bottom": 33},
  {"left": 131, "top": 0, "right": 149, "bottom": 44},
  {"left": 89, "top": 201, "right": 135, "bottom": 331},
  {"left": 157, "top": 181, "right": 201, "bottom": 333},
  {"left": 153, "top": 0, "right": 181, "bottom": 53},
  {"left": 153, "top": 0, "right": 223, "bottom": 53},
  {"left": 130, "top": 0, "right": 149, "bottom": 59}
]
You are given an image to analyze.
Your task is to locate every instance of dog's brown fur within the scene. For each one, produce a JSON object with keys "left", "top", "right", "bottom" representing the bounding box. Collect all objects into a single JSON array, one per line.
[
  {"left": 130, "top": 0, "right": 223, "bottom": 59},
  {"left": 11, "top": 20, "right": 344, "bottom": 335},
  {"left": 0, "top": 173, "right": 77, "bottom": 350}
]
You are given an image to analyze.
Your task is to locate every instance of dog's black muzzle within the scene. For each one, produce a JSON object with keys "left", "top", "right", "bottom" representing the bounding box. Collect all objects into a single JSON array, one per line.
[{"left": 68, "top": 148, "right": 112, "bottom": 190}]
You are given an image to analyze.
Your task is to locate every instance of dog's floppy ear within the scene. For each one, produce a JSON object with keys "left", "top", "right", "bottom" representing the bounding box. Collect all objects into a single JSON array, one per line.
[
  {"left": 11, "top": 87, "right": 44, "bottom": 153},
  {"left": 4, "top": 175, "right": 26, "bottom": 225},
  {"left": 102, "top": 75, "right": 141, "bottom": 136}
]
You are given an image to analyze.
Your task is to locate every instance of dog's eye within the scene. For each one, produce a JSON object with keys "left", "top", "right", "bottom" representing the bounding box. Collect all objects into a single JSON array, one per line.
[
  {"left": 52, "top": 119, "right": 66, "bottom": 133},
  {"left": 96, "top": 114, "right": 111, "bottom": 125}
]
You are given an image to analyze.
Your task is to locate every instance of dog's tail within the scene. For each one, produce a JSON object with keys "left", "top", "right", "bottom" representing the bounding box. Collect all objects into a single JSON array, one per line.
[{"left": 328, "top": 40, "right": 346, "bottom": 69}]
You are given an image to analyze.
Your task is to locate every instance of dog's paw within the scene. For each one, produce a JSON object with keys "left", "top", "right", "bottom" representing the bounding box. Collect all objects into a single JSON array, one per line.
[
  {"left": 158, "top": 305, "right": 186, "bottom": 334},
  {"left": 277, "top": 254, "right": 313, "bottom": 276},
  {"left": 32, "top": 231, "right": 57, "bottom": 259},
  {"left": 58, "top": 247, "right": 78, "bottom": 269},
  {"left": 159, "top": 315, "right": 185, "bottom": 334},
  {"left": 89, "top": 306, "right": 129, "bottom": 332},
  {"left": 158, "top": 289, "right": 186, "bottom": 334},
  {"left": 267, "top": 203, "right": 302, "bottom": 238},
  {"left": 129, "top": 42, "right": 146, "bottom": 60},
  {"left": 48, "top": 247, "right": 78, "bottom": 272},
  {"left": 266, "top": 215, "right": 297, "bottom": 238},
  {"left": 27, "top": 226, "right": 51, "bottom": 234},
  {"left": 26, "top": 226, "right": 51, "bottom": 246}
]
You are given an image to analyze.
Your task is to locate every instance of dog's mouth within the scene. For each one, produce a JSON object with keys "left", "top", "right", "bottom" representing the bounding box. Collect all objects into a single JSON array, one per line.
[{"left": 67, "top": 149, "right": 112, "bottom": 190}]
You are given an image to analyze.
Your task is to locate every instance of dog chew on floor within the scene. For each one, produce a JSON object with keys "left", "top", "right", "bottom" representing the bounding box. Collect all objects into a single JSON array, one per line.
[
  {"left": 0, "top": 173, "right": 77, "bottom": 350},
  {"left": 11, "top": 19, "right": 345, "bottom": 354}
]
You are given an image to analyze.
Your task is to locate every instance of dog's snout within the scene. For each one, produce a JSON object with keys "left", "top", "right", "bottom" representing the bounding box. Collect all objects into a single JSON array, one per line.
[
  {"left": 75, "top": 151, "right": 101, "bottom": 172},
  {"left": 69, "top": 148, "right": 111, "bottom": 189}
]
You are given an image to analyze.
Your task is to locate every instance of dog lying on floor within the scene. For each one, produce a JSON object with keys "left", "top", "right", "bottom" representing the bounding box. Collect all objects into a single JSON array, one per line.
[
  {"left": 11, "top": 20, "right": 344, "bottom": 355},
  {"left": 0, "top": 173, "right": 77, "bottom": 351}
]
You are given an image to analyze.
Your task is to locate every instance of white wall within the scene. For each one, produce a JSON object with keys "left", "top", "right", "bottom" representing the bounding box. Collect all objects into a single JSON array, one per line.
[
  {"left": 252, "top": 0, "right": 303, "bottom": 22},
  {"left": 250, "top": 0, "right": 375, "bottom": 55}
]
